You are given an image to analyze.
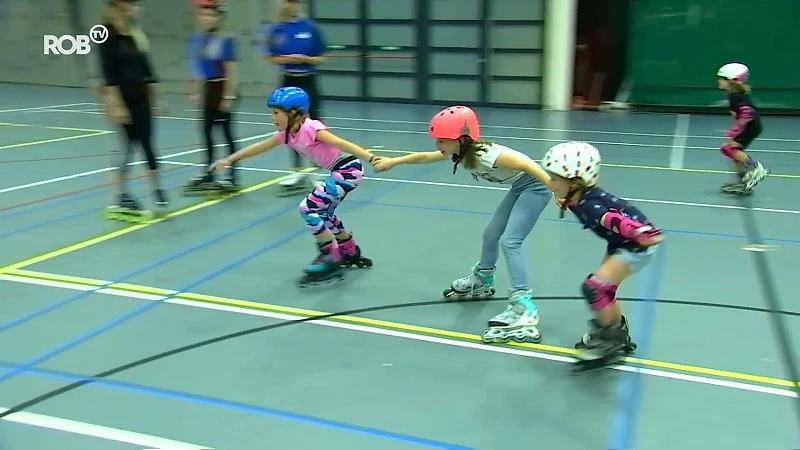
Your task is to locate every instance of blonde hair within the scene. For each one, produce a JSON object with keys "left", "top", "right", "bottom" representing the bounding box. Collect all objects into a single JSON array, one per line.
[
  {"left": 282, "top": 107, "right": 309, "bottom": 143},
  {"left": 729, "top": 80, "right": 751, "bottom": 94},
  {"left": 277, "top": 0, "right": 306, "bottom": 21}
]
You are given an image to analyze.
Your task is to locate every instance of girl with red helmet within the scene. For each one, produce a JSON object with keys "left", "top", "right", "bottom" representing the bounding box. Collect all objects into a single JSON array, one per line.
[{"left": 373, "top": 106, "right": 554, "bottom": 344}]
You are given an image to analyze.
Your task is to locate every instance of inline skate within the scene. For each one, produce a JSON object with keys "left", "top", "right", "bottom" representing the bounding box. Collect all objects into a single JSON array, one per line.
[
  {"left": 104, "top": 193, "right": 153, "bottom": 223},
  {"left": 572, "top": 316, "right": 637, "bottom": 373},
  {"left": 442, "top": 264, "right": 496, "bottom": 300},
  {"left": 481, "top": 289, "right": 542, "bottom": 344}
]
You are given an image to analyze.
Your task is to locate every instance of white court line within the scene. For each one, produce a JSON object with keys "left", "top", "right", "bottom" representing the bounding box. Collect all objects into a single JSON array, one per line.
[
  {"left": 190, "top": 108, "right": 800, "bottom": 143},
  {"left": 0, "top": 133, "right": 273, "bottom": 194},
  {"left": 0, "top": 406, "right": 210, "bottom": 449},
  {"left": 158, "top": 160, "right": 800, "bottom": 216},
  {"left": 669, "top": 114, "right": 690, "bottom": 168},
  {"left": 43, "top": 108, "right": 800, "bottom": 155},
  {"left": 0, "top": 102, "right": 95, "bottom": 114},
  {"left": 0, "top": 273, "right": 796, "bottom": 401}
]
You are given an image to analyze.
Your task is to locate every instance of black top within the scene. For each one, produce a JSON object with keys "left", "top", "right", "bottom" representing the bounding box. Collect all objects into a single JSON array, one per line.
[
  {"left": 568, "top": 187, "right": 655, "bottom": 254},
  {"left": 96, "top": 21, "right": 158, "bottom": 104},
  {"left": 728, "top": 92, "right": 760, "bottom": 127}
]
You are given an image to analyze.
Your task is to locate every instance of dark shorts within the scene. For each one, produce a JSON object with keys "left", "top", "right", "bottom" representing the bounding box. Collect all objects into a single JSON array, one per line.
[{"left": 733, "top": 119, "right": 763, "bottom": 148}]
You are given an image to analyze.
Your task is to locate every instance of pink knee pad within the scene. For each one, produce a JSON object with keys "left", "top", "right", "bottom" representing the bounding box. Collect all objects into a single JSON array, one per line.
[
  {"left": 720, "top": 143, "right": 739, "bottom": 160},
  {"left": 581, "top": 275, "right": 618, "bottom": 311}
]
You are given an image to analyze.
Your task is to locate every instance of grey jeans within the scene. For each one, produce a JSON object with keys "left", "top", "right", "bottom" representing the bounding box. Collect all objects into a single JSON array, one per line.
[{"left": 478, "top": 174, "right": 552, "bottom": 290}]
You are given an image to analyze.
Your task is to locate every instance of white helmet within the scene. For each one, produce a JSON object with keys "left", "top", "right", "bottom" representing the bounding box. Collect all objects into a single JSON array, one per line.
[
  {"left": 717, "top": 63, "right": 749, "bottom": 82},
  {"left": 541, "top": 141, "right": 601, "bottom": 186}
]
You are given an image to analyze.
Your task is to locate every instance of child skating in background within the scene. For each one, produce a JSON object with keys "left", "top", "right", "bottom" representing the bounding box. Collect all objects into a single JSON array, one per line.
[
  {"left": 211, "top": 87, "right": 374, "bottom": 286},
  {"left": 372, "top": 105, "right": 554, "bottom": 344},
  {"left": 540, "top": 141, "right": 663, "bottom": 371},
  {"left": 716, "top": 62, "right": 768, "bottom": 196}
]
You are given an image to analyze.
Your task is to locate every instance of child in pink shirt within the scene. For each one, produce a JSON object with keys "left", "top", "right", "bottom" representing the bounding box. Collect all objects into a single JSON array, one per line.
[{"left": 212, "top": 87, "right": 377, "bottom": 286}]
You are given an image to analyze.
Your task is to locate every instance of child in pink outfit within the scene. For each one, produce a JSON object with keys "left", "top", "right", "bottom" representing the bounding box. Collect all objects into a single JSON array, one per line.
[{"left": 212, "top": 87, "right": 377, "bottom": 286}]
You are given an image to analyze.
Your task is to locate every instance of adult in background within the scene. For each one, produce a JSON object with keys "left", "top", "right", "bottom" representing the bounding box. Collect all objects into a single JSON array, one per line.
[
  {"left": 263, "top": 0, "right": 328, "bottom": 196},
  {"left": 184, "top": 0, "right": 241, "bottom": 196},
  {"left": 97, "top": 0, "right": 169, "bottom": 222}
]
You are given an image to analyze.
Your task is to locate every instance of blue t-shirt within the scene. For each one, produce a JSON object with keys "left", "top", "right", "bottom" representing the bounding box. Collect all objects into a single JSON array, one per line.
[
  {"left": 188, "top": 33, "right": 237, "bottom": 79},
  {"left": 262, "top": 18, "right": 326, "bottom": 73}
]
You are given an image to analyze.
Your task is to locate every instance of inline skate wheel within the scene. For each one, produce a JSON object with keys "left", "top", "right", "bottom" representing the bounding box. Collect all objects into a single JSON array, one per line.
[
  {"left": 355, "top": 258, "right": 372, "bottom": 268},
  {"left": 443, "top": 288, "right": 456, "bottom": 298},
  {"left": 623, "top": 342, "right": 637, "bottom": 353}
]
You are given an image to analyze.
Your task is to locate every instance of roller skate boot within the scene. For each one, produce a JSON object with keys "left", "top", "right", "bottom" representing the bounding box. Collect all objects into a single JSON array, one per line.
[
  {"left": 339, "top": 236, "right": 372, "bottom": 269},
  {"left": 443, "top": 264, "right": 496, "bottom": 299},
  {"left": 742, "top": 161, "right": 768, "bottom": 190},
  {"left": 183, "top": 172, "right": 225, "bottom": 197},
  {"left": 219, "top": 167, "right": 242, "bottom": 193},
  {"left": 276, "top": 171, "right": 313, "bottom": 197},
  {"left": 573, "top": 316, "right": 636, "bottom": 373},
  {"left": 104, "top": 193, "right": 152, "bottom": 223},
  {"left": 297, "top": 244, "right": 345, "bottom": 287},
  {"left": 481, "top": 289, "right": 542, "bottom": 344}
]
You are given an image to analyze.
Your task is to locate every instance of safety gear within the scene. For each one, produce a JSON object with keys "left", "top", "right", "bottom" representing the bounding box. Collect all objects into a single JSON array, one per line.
[
  {"left": 717, "top": 63, "right": 749, "bottom": 82},
  {"left": 429, "top": 106, "right": 480, "bottom": 140},
  {"left": 267, "top": 87, "right": 310, "bottom": 113},
  {"left": 541, "top": 141, "right": 601, "bottom": 186}
]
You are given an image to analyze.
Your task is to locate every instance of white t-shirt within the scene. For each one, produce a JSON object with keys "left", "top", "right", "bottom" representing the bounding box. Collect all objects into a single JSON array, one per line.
[{"left": 465, "top": 143, "right": 527, "bottom": 184}]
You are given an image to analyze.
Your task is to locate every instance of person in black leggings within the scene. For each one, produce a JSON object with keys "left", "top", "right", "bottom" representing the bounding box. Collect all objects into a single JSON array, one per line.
[
  {"left": 263, "top": 0, "right": 327, "bottom": 195},
  {"left": 184, "top": 0, "right": 240, "bottom": 196},
  {"left": 97, "top": 0, "right": 168, "bottom": 218}
]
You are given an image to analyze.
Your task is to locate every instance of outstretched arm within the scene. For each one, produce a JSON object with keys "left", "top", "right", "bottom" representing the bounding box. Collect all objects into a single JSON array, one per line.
[
  {"left": 228, "top": 135, "right": 281, "bottom": 164},
  {"left": 315, "top": 130, "right": 377, "bottom": 163},
  {"left": 494, "top": 151, "right": 553, "bottom": 189},
  {"left": 371, "top": 151, "right": 447, "bottom": 172}
]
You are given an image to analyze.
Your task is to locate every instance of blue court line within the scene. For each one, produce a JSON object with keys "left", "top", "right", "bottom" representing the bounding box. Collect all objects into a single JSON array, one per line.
[
  {"left": 0, "top": 361, "right": 471, "bottom": 450},
  {"left": 0, "top": 177, "right": 191, "bottom": 240},
  {"left": 355, "top": 200, "right": 800, "bottom": 245},
  {"left": 607, "top": 242, "right": 667, "bottom": 450},
  {"left": 0, "top": 164, "right": 452, "bottom": 446},
  {"left": 0, "top": 165, "right": 194, "bottom": 221},
  {"left": 0, "top": 197, "right": 300, "bottom": 335}
]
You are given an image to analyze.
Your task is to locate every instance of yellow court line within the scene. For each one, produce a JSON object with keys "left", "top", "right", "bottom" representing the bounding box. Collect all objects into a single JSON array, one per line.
[
  {"left": 8, "top": 268, "right": 798, "bottom": 390},
  {"left": 0, "top": 131, "right": 114, "bottom": 151},
  {"left": 370, "top": 148, "right": 800, "bottom": 179},
  {"left": 0, "top": 122, "right": 110, "bottom": 134},
  {"left": 0, "top": 168, "right": 316, "bottom": 274}
]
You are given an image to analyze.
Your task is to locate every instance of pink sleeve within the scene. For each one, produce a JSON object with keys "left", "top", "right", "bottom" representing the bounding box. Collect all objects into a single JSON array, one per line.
[
  {"left": 299, "top": 119, "right": 328, "bottom": 142},
  {"left": 726, "top": 105, "right": 754, "bottom": 138},
  {"left": 273, "top": 129, "right": 286, "bottom": 141}
]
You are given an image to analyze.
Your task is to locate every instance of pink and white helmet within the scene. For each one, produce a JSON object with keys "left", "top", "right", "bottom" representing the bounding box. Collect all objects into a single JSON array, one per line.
[
  {"left": 717, "top": 62, "right": 749, "bottom": 82},
  {"left": 541, "top": 141, "right": 601, "bottom": 186}
]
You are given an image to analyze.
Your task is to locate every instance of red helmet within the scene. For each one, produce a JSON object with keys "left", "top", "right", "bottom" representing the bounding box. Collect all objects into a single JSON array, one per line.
[{"left": 428, "top": 106, "right": 480, "bottom": 140}]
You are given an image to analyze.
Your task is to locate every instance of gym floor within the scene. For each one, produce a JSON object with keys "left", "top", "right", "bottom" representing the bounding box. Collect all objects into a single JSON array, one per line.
[{"left": 0, "top": 83, "right": 798, "bottom": 450}]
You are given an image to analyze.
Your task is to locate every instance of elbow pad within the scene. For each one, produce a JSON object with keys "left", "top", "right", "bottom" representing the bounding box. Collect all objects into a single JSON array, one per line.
[{"left": 601, "top": 211, "right": 660, "bottom": 243}]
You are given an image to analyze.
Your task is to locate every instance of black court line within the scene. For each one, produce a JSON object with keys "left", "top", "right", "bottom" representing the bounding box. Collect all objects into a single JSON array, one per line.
[
  {"left": 1, "top": 293, "right": 799, "bottom": 420},
  {"left": 737, "top": 193, "right": 800, "bottom": 422}
]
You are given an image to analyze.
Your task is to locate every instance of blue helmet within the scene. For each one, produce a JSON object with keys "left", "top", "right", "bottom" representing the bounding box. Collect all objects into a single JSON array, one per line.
[{"left": 267, "top": 87, "right": 309, "bottom": 112}]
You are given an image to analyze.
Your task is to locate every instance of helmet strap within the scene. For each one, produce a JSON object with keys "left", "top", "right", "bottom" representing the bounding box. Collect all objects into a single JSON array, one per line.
[{"left": 559, "top": 182, "right": 587, "bottom": 218}]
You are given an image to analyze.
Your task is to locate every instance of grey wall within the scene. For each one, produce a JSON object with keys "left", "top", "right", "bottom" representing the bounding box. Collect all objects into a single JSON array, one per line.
[
  {"left": 0, "top": 0, "right": 545, "bottom": 107},
  {"left": 0, "top": 0, "right": 281, "bottom": 97},
  {"left": 311, "top": 0, "right": 545, "bottom": 107}
]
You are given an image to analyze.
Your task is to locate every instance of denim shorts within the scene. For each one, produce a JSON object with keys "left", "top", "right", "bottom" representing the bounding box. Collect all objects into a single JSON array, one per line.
[{"left": 609, "top": 244, "right": 659, "bottom": 274}]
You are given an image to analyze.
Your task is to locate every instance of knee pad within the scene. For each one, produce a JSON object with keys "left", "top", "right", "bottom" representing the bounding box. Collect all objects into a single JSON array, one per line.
[
  {"left": 581, "top": 274, "right": 618, "bottom": 311},
  {"left": 720, "top": 143, "right": 739, "bottom": 160}
]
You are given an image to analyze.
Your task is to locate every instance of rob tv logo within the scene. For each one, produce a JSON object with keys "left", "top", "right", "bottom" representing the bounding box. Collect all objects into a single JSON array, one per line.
[{"left": 44, "top": 24, "right": 108, "bottom": 55}]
